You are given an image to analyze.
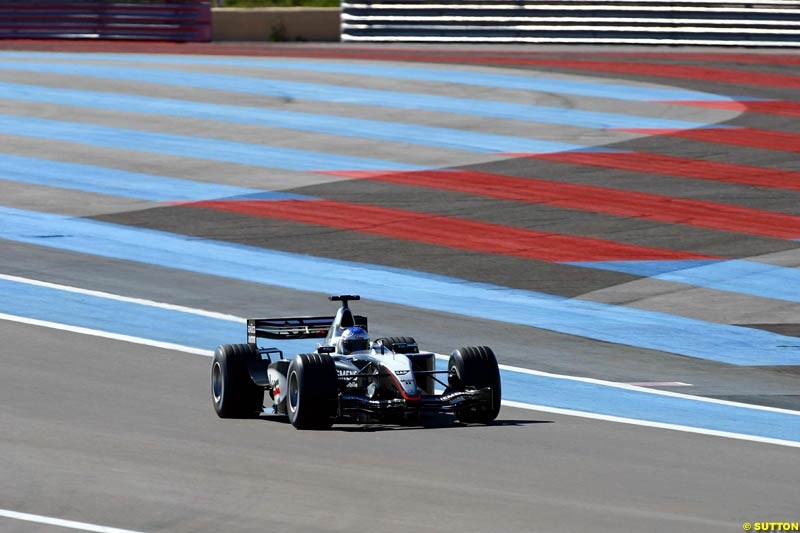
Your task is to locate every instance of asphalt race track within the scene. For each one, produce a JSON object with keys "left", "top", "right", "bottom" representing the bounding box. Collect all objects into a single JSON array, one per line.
[{"left": 1, "top": 42, "right": 799, "bottom": 532}]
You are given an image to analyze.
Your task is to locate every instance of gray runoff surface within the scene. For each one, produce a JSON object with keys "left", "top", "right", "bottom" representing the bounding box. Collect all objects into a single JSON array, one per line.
[{"left": 2, "top": 44, "right": 800, "bottom": 532}]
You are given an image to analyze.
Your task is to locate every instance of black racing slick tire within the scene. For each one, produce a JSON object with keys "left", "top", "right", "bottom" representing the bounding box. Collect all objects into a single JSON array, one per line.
[
  {"left": 376, "top": 336, "right": 418, "bottom": 354},
  {"left": 212, "top": 343, "right": 264, "bottom": 418},
  {"left": 448, "top": 346, "right": 502, "bottom": 424},
  {"left": 286, "top": 353, "right": 339, "bottom": 430}
]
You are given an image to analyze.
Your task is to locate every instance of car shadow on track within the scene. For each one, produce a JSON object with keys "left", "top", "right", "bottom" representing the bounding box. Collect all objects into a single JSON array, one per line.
[
  {"left": 257, "top": 412, "right": 552, "bottom": 432},
  {"left": 336, "top": 416, "right": 553, "bottom": 433}
]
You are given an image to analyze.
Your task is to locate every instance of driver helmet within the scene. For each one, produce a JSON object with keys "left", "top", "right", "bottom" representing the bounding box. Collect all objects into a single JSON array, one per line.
[{"left": 338, "top": 326, "right": 370, "bottom": 355}]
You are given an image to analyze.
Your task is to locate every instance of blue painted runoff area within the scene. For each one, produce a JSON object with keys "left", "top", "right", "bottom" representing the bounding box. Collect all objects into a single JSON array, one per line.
[
  {"left": 0, "top": 154, "right": 310, "bottom": 202},
  {"left": 183, "top": 57, "right": 739, "bottom": 103},
  {"left": 572, "top": 260, "right": 800, "bottom": 304},
  {"left": 0, "top": 81, "right": 586, "bottom": 154},
  {"left": 0, "top": 60, "right": 712, "bottom": 132},
  {"left": 0, "top": 114, "right": 420, "bottom": 172},
  {"left": 0, "top": 52, "right": 737, "bottom": 103},
  {"left": 2, "top": 274, "right": 798, "bottom": 443},
  {"left": 0, "top": 277, "right": 240, "bottom": 349},
  {"left": 2, "top": 207, "right": 800, "bottom": 366},
  {"left": 0, "top": 277, "right": 312, "bottom": 354}
]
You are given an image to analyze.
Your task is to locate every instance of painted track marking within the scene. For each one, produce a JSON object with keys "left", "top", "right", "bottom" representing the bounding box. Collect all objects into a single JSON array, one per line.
[
  {"left": 628, "top": 381, "right": 693, "bottom": 387},
  {"left": 0, "top": 80, "right": 600, "bottom": 154},
  {"left": 3, "top": 310, "right": 799, "bottom": 449},
  {"left": 0, "top": 52, "right": 735, "bottom": 103},
  {"left": 501, "top": 402, "right": 800, "bottom": 449},
  {"left": 0, "top": 115, "right": 421, "bottom": 172},
  {"left": 620, "top": 127, "right": 800, "bottom": 153},
  {"left": 529, "top": 151, "right": 800, "bottom": 192},
  {"left": 0, "top": 272, "right": 794, "bottom": 414},
  {"left": 334, "top": 169, "right": 800, "bottom": 239},
  {"left": 191, "top": 198, "right": 710, "bottom": 262},
  {"left": 4, "top": 155, "right": 799, "bottom": 303},
  {"left": 676, "top": 100, "right": 800, "bottom": 118},
  {"left": 3, "top": 274, "right": 800, "bottom": 447},
  {"left": 3, "top": 207, "right": 800, "bottom": 365},
  {"left": 0, "top": 313, "right": 212, "bottom": 357},
  {"left": 0, "top": 273, "right": 244, "bottom": 323},
  {"left": 10, "top": 152, "right": 800, "bottom": 240},
  {"left": 0, "top": 509, "right": 148, "bottom": 533}
]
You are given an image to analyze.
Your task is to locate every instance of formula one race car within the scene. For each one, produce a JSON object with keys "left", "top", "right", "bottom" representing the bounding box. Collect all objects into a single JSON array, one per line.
[{"left": 211, "top": 295, "right": 501, "bottom": 429}]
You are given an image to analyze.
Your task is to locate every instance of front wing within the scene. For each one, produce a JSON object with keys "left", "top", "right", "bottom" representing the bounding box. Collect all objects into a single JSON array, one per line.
[{"left": 338, "top": 387, "right": 494, "bottom": 422}]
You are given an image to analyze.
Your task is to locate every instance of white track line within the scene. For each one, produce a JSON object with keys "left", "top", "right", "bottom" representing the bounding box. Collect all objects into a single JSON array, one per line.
[
  {"left": 0, "top": 313, "right": 213, "bottom": 357},
  {"left": 628, "top": 381, "right": 693, "bottom": 387},
  {"left": 435, "top": 353, "right": 800, "bottom": 417},
  {"left": 494, "top": 361, "right": 800, "bottom": 416},
  {"left": 0, "top": 273, "right": 243, "bottom": 323},
  {"left": 502, "top": 401, "right": 800, "bottom": 449},
  {"left": 0, "top": 509, "right": 147, "bottom": 533}
]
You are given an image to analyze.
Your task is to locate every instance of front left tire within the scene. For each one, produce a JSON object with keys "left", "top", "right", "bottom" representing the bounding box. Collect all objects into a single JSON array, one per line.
[{"left": 286, "top": 353, "right": 339, "bottom": 429}]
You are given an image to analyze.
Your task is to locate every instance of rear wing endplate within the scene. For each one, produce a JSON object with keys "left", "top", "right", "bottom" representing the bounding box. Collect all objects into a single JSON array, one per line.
[{"left": 247, "top": 315, "right": 368, "bottom": 343}]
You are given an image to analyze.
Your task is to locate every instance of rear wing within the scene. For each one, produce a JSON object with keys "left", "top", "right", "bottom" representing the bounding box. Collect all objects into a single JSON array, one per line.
[{"left": 247, "top": 315, "right": 368, "bottom": 343}]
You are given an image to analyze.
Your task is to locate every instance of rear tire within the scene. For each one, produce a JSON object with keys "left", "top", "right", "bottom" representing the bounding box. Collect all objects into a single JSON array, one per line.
[
  {"left": 448, "top": 346, "right": 501, "bottom": 424},
  {"left": 286, "top": 353, "right": 339, "bottom": 429},
  {"left": 212, "top": 343, "right": 264, "bottom": 418},
  {"left": 376, "top": 336, "right": 418, "bottom": 354},
  {"left": 377, "top": 336, "right": 434, "bottom": 394}
]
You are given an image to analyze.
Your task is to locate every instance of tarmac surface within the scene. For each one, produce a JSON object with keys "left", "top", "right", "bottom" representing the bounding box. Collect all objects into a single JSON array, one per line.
[
  {"left": 3, "top": 319, "right": 799, "bottom": 533},
  {"left": 1, "top": 43, "right": 799, "bottom": 532}
]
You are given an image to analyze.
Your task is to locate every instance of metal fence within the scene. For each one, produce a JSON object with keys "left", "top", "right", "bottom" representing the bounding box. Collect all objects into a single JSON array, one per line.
[
  {"left": 0, "top": 0, "right": 212, "bottom": 41},
  {"left": 341, "top": 0, "right": 800, "bottom": 46}
]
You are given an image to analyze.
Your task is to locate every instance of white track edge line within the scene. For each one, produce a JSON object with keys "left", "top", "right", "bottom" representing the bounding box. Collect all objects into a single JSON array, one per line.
[
  {"left": 497, "top": 361, "right": 800, "bottom": 416},
  {"left": 0, "top": 273, "right": 244, "bottom": 323},
  {"left": 4, "top": 273, "right": 800, "bottom": 417},
  {"left": 501, "top": 400, "right": 800, "bottom": 449},
  {"left": 2, "top": 312, "right": 798, "bottom": 447},
  {"left": 435, "top": 355, "right": 800, "bottom": 417},
  {"left": 0, "top": 313, "right": 213, "bottom": 357},
  {"left": 0, "top": 509, "right": 147, "bottom": 533}
]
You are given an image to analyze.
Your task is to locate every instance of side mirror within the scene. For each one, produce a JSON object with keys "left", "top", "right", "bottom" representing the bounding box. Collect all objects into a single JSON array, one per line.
[{"left": 317, "top": 345, "right": 335, "bottom": 354}]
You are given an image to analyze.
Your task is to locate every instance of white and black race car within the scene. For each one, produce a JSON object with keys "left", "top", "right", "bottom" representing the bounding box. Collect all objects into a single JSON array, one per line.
[{"left": 211, "top": 295, "right": 501, "bottom": 429}]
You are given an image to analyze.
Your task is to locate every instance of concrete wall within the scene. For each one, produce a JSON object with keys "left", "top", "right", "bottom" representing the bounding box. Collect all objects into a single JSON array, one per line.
[{"left": 212, "top": 7, "right": 340, "bottom": 42}]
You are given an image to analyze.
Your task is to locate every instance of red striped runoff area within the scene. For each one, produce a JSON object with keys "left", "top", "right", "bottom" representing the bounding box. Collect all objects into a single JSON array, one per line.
[
  {"left": 675, "top": 100, "right": 800, "bottom": 119},
  {"left": 559, "top": 52, "right": 800, "bottom": 67},
  {"left": 621, "top": 128, "right": 800, "bottom": 154},
  {"left": 485, "top": 58, "right": 800, "bottom": 90},
  {"left": 188, "top": 199, "right": 711, "bottom": 263},
  {"left": 328, "top": 170, "right": 800, "bottom": 240},
  {"left": 523, "top": 152, "right": 800, "bottom": 192}
]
